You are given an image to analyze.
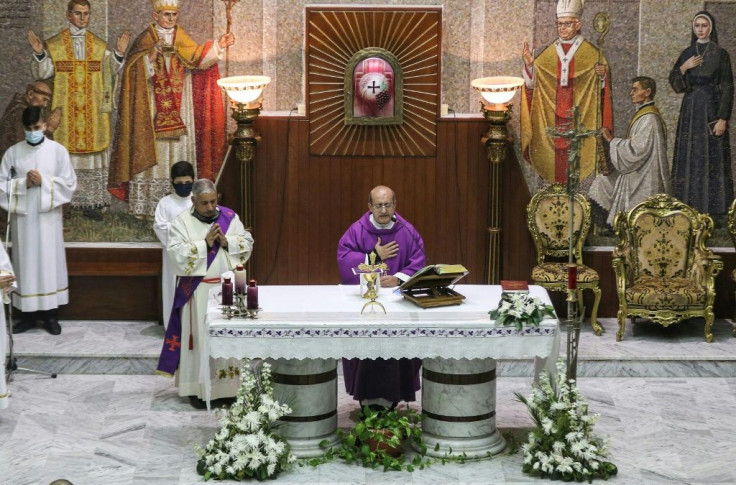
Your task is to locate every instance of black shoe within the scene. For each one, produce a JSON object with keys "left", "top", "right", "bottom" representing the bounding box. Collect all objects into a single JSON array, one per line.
[
  {"left": 13, "top": 317, "right": 37, "bottom": 334},
  {"left": 43, "top": 317, "right": 62, "bottom": 335},
  {"left": 212, "top": 397, "right": 236, "bottom": 409},
  {"left": 189, "top": 396, "right": 207, "bottom": 409}
]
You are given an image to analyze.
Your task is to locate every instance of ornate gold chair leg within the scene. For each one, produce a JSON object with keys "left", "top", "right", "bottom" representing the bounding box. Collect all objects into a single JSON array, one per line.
[
  {"left": 616, "top": 309, "right": 626, "bottom": 342},
  {"left": 590, "top": 286, "right": 602, "bottom": 336},
  {"left": 704, "top": 309, "right": 714, "bottom": 343}
]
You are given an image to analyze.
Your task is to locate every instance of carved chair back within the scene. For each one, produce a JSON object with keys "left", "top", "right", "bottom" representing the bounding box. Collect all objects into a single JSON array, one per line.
[
  {"left": 613, "top": 194, "right": 711, "bottom": 282},
  {"left": 526, "top": 183, "right": 591, "bottom": 266}
]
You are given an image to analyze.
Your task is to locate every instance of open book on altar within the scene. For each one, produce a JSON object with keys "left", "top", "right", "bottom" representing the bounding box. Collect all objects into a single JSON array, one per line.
[{"left": 398, "top": 264, "right": 469, "bottom": 308}]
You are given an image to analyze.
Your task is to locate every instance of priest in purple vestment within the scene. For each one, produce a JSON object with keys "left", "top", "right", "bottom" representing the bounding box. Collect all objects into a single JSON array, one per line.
[{"left": 337, "top": 185, "right": 426, "bottom": 408}]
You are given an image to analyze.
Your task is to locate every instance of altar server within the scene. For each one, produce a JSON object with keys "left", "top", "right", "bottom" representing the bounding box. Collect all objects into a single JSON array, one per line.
[
  {"left": 156, "top": 178, "right": 253, "bottom": 408},
  {"left": 337, "top": 185, "right": 426, "bottom": 409},
  {"left": 0, "top": 106, "right": 77, "bottom": 335},
  {"left": 153, "top": 161, "right": 194, "bottom": 329}
]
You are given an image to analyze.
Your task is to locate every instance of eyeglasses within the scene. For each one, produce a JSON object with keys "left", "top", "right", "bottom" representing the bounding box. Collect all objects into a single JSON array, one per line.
[
  {"left": 556, "top": 21, "right": 578, "bottom": 28},
  {"left": 370, "top": 202, "right": 395, "bottom": 210}
]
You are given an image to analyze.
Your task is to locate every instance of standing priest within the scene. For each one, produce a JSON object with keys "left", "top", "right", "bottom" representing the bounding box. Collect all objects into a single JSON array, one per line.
[
  {"left": 337, "top": 185, "right": 426, "bottom": 409},
  {"left": 157, "top": 179, "right": 253, "bottom": 409},
  {"left": 0, "top": 106, "right": 77, "bottom": 335}
]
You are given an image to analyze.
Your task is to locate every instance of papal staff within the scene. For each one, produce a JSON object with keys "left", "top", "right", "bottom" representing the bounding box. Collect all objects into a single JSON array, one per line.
[
  {"left": 221, "top": 0, "right": 239, "bottom": 78},
  {"left": 594, "top": 12, "right": 612, "bottom": 176}
]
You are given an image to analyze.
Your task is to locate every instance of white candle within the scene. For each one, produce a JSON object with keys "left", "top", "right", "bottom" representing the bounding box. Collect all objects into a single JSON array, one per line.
[{"left": 234, "top": 265, "right": 246, "bottom": 294}]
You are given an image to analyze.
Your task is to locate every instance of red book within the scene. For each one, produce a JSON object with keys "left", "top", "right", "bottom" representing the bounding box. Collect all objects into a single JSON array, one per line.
[{"left": 501, "top": 280, "right": 529, "bottom": 292}]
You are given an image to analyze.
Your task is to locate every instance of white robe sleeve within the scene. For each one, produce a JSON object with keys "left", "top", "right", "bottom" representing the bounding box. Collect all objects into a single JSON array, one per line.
[
  {"left": 38, "top": 145, "right": 77, "bottom": 212},
  {"left": 0, "top": 152, "right": 29, "bottom": 215},
  {"left": 0, "top": 245, "right": 15, "bottom": 304},
  {"left": 30, "top": 50, "right": 54, "bottom": 79},
  {"left": 153, "top": 198, "right": 172, "bottom": 246},
  {"left": 167, "top": 215, "right": 209, "bottom": 277},
  {"left": 223, "top": 215, "right": 254, "bottom": 268},
  {"left": 609, "top": 115, "right": 657, "bottom": 174}
]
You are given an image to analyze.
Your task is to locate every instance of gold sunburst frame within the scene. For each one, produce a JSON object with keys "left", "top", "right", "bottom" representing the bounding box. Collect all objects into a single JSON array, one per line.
[{"left": 306, "top": 6, "right": 441, "bottom": 156}]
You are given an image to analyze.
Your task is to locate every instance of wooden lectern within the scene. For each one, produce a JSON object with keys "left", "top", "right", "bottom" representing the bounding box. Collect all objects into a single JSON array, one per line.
[{"left": 399, "top": 264, "right": 469, "bottom": 308}]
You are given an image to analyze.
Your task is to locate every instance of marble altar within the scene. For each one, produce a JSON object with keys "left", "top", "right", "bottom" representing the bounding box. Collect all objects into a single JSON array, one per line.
[{"left": 204, "top": 285, "right": 560, "bottom": 458}]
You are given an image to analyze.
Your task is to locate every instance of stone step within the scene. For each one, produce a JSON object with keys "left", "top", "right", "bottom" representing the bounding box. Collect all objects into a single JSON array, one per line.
[{"left": 8, "top": 318, "right": 736, "bottom": 378}]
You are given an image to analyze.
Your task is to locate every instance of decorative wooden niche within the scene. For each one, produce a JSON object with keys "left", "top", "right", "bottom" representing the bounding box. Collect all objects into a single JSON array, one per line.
[{"left": 306, "top": 6, "right": 441, "bottom": 157}]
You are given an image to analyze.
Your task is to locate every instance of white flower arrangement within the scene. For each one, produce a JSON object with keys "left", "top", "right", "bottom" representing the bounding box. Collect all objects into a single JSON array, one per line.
[
  {"left": 489, "top": 292, "right": 556, "bottom": 330},
  {"left": 196, "top": 359, "right": 297, "bottom": 481},
  {"left": 516, "top": 361, "right": 617, "bottom": 482}
]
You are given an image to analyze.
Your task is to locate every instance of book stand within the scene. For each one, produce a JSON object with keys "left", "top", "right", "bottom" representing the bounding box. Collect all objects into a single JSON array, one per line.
[{"left": 400, "top": 274, "right": 466, "bottom": 308}]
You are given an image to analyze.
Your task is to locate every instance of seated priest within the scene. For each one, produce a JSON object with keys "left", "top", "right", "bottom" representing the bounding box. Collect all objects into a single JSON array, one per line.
[
  {"left": 156, "top": 179, "right": 254, "bottom": 409},
  {"left": 337, "top": 185, "right": 426, "bottom": 410}
]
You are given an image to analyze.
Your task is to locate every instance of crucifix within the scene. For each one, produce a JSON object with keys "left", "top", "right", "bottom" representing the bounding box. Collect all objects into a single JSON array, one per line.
[{"left": 546, "top": 105, "right": 597, "bottom": 380}]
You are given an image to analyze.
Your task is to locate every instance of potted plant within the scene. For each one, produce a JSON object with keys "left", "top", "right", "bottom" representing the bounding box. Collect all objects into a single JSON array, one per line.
[{"left": 321, "top": 405, "right": 431, "bottom": 471}]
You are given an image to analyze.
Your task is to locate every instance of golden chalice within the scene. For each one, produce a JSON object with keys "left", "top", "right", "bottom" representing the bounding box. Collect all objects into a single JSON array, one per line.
[{"left": 356, "top": 262, "right": 388, "bottom": 314}]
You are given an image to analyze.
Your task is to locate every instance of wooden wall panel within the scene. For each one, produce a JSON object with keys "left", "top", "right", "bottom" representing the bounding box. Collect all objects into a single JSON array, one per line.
[
  {"left": 59, "top": 246, "right": 161, "bottom": 321},
  {"left": 64, "top": 114, "right": 736, "bottom": 323},
  {"left": 244, "top": 115, "right": 496, "bottom": 286}
]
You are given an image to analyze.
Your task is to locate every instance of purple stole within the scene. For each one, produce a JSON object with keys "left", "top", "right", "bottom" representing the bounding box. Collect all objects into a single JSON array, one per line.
[{"left": 156, "top": 208, "right": 236, "bottom": 376}]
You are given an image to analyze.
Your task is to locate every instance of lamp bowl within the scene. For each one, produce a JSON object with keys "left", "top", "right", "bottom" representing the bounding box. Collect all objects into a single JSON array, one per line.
[
  {"left": 471, "top": 76, "right": 524, "bottom": 109},
  {"left": 217, "top": 75, "right": 271, "bottom": 105}
]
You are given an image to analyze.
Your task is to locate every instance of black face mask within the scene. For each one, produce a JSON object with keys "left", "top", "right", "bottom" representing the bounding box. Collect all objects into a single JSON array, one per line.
[
  {"left": 173, "top": 182, "right": 193, "bottom": 197},
  {"left": 192, "top": 207, "right": 220, "bottom": 224}
]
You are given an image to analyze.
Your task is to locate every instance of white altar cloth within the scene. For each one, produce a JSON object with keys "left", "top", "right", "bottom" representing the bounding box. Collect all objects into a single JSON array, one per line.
[{"left": 203, "top": 285, "right": 560, "bottom": 397}]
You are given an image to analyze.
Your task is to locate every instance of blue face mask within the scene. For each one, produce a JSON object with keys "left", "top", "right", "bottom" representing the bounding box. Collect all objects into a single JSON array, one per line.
[
  {"left": 24, "top": 130, "right": 44, "bottom": 144},
  {"left": 173, "top": 182, "right": 193, "bottom": 197}
]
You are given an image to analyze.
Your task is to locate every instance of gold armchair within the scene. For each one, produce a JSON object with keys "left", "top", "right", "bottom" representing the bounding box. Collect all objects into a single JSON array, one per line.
[
  {"left": 612, "top": 194, "right": 723, "bottom": 342},
  {"left": 526, "top": 183, "right": 602, "bottom": 335},
  {"left": 726, "top": 199, "right": 736, "bottom": 337}
]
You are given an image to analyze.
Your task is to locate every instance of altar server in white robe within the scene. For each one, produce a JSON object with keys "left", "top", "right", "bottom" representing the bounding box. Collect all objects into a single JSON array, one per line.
[
  {"left": 153, "top": 161, "right": 194, "bottom": 329},
  {"left": 589, "top": 76, "right": 670, "bottom": 226},
  {"left": 0, "top": 245, "right": 17, "bottom": 410},
  {"left": 157, "top": 178, "right": 253, "bottom": 408},
  {"left": 0, "top": 106, "right": 77, "bottom": 335}
]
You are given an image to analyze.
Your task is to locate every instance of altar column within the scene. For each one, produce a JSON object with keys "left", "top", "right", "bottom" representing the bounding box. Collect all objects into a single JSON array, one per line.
[
  {"left": 269, "top": 358, "right": 341, "bottom": 457},
  {"left": 419, "top": 357, "right": 506, "bottom": 458}
]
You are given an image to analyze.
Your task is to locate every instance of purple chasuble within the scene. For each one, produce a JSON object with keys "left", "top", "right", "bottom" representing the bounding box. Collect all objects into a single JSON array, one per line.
[
  {"left": 157, "top": 207, "right": 236, "bottom": 376},
  {"left": 336, "top": 211, "right": 426, "bottom": 402},
  {"left": 337, "top": 211, "right": 426, "bottom": 284}
]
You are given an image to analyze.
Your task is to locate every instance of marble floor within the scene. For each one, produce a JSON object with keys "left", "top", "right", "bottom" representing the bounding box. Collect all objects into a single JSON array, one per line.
[{"left": 2, "top": 317, "right": 736, "bottom": 484}]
